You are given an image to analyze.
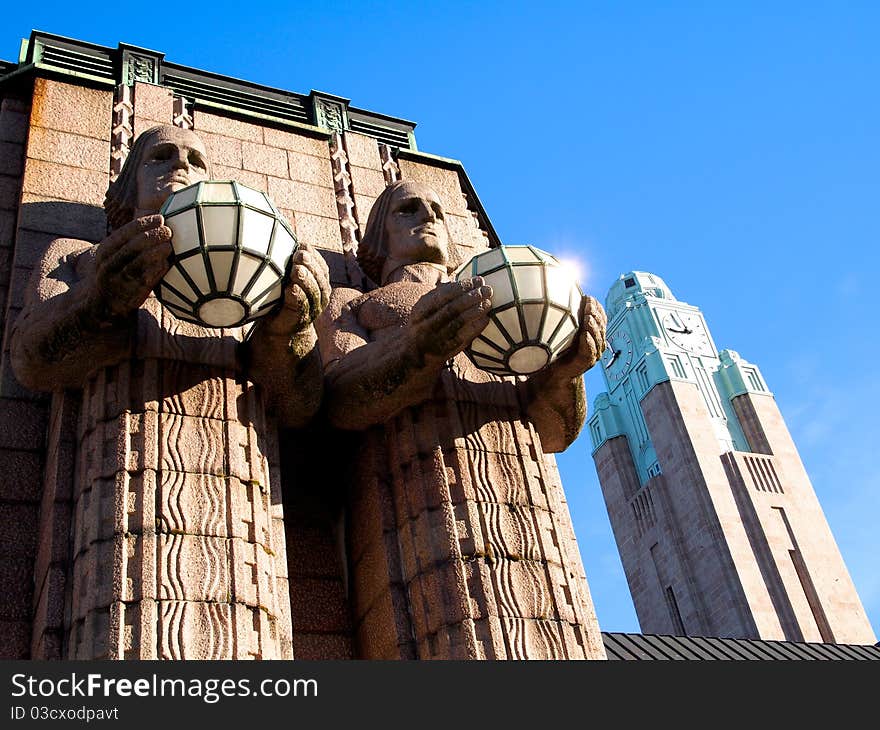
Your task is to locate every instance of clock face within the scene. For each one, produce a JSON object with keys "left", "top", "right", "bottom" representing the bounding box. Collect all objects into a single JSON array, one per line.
[
  {"left": 602, "top": 329, "right": 634, "bottom": 382},
  {"left": 662, "top": 311, "right": 713, "bottom": 356}
]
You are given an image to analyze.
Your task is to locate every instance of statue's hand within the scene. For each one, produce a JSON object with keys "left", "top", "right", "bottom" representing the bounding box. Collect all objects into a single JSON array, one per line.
[
  {"left": 550, "top": 295, "right": 607, "bottom": 378},
  {"left": 94, "top": 214, "right": 172, "bottom": 319},
  {"left": 408, "top": 277, "right": 492, "bottom": 363},
  {"left": 259, "top": 241, "right": 330, "bottom": 336}
]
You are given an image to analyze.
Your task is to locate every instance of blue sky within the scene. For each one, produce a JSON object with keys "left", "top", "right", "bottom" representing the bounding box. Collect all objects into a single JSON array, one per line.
[{"left": 3, "top": 2, "right": 878, "bottom": 639}]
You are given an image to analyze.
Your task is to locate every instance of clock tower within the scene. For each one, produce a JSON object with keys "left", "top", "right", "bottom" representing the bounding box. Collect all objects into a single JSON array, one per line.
[{"left": 588, "top": 271, "right": 876, "bottom": 644}]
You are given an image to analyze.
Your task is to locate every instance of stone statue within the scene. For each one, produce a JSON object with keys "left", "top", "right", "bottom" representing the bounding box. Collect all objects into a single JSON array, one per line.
[
  {"left": 9, "top": 125, "right": 330, "bottom": 659},
  {"left": 317, "top": 180, "right": 608, "bottom": 659}
]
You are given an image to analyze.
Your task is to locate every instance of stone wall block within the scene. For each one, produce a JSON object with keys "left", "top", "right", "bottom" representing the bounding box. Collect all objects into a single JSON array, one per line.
[
  {"left": 0, "top": 209, "right": 16, "bottom": 247},
  {"left": 477, "top": 501, "right": 548, "bottom": 563},
  {"left": 26, "top": 127, "right": 109, "bottom": 171},
  {"left": 0, "top": 97, "right": 30, "bottom": 143},
  {"left": 229, "top": 538, "right": 277, "bottom": 616},
  {"left": 158, "top": 600, "right": 234, "bottom": 660},
  {"left": 242, "top": 142, "right": 288, "bottom": 178},
  {"left": 15, "top": 211, "right": 104, "bottom": 256},
  {"left": 195, "top": 112, "right": 263, "bottom": 143},
  {"left": 341, "top": 133, "right": 381, "bottom": 170},
  {"left": 463, "top": 560, "right": 498, "bottom": 621},
  {"left": 350, "top": 538, "right": 393, "bottom": 622},
  {"left": 199, "top": 130, "right": 243, "bottom": 169},
  {"left": 212, "top": 164, "right": 267, "bottom": 192},
  {"left": 288, "top": 150, "right": 334, "bottom": 187},
  {"left": 293, "top": 213, "right": 342, "bottom": 251},
  {"left": 291, "top": 632, "right": 352, "bottom": 660},
  {"left": 350, "top": 166, "right": 387, "bottom": 198},
  {"left": 347, "top": 480, "right": 394, "bottom": 566},
  {"left": 22, "top": 160, "right": 108, "bottom": 207},
  {"left": 355, "top": 592, "right": 401, "bottom": 659},
  {"left": 267, "top": 177, "right": 336, "bottom": 218},
  {"left": 30, "top": 79, "right": 112, "bottom": 141},
  {"left": 157, "top": 412, "right": 227, "bottom": 477},
  {"left": 0, "top": 175, "right": 21, "bottom": 210},
  {"left": 0, "top": 449, "right": 42, "bottom": 501},
  {"left": 0, "top": 398, "right": 46, "bottom": 450},
  {"left": 32, "top": 565, "right": 66, "bottom": 640},
  {"left": 286, "top": 524, "right": 342, "bottom": 579},
  {"left": 263, "top": 127, "right": 327, "bottom": 156},
  {"left": 0, "top": 556, "right": 33, "bottom": 621},
  {"left": 123, "top": 520, "right": 157, "bottom": 603},
  {"left": 157, "top": 534, "right": 230, "bottom": 602},
  {"left": 69, "top": 538, "right": 118, "bottom": 621},
  {"left": 0, "top": 140, "right": 24, "bottom": 177},
  {"left": 132, "top": 82, "right": 174, "bottom": 133},
  {"left": 158, "top": 365, "right": 228, "bottom": 419},
  {"left": 289, "top": 577, "right": 350, "bottom": 633},
  {"left": 33, "top": 500, "right": 71, "bottom": 588},
  {"left": 409, "top": 561, "right": 470, "bottom": 639},
  {"left": 498, "top": 616, "right": 566, "bottom": 660},
  {"left": 446, "top": 446, "right": 548, "bottom": 509},
  {"left": 398, "top": 158, "right": 469, "bottom": 215},
  {"left": 156, "top": 472, "right": 229, "bottom": 539},
  {"left": 0, "top": 620, "right": 30, "bottom": 659}
]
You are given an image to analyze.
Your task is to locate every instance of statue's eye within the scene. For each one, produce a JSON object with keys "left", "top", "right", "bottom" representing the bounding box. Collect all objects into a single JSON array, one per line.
[
  {"left": 149, "top": 146, "right": 173, "bottom": 162},
  {"left": 431, "top": 203, "right": 444, "bottom": 220},
  {"left": 189, "top": 152, "right": 206, "bottom": 170},
  {"left": 397, "top": 201, "right": 419, "bottom": 215}
]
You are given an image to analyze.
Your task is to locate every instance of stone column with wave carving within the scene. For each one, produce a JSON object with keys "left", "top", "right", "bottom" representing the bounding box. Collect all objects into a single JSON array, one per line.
[{"left": 66, "top": 300, "right": 290, "bottom": 659}]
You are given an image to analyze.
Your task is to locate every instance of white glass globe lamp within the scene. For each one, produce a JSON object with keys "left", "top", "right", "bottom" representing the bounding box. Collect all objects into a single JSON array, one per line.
[
  {"left": 156, "top": 180, "right": 297, "bottom": 328},
  {"left": 454, "top": 245, "right": 582, "bottom": 376}
]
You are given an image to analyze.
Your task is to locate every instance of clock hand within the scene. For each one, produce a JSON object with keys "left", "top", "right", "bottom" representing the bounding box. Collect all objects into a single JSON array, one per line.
[
  {"left": 667, "top": 326, "right": 692, "bottom": 334},
  {"left": 605, "top": 349, "right": 621, "bottom": 368}
]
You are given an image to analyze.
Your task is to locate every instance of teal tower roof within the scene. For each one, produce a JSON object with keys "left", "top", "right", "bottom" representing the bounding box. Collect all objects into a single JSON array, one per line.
[
  {"left": 605, "top": 271, "right": 676, "bottom": 321},
  {"left": 589, "top": 271, "right": 770, "bottom": 485}
]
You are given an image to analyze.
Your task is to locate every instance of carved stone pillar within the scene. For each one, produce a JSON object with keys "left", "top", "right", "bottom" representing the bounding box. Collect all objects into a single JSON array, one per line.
[
  {"left": 348, "top": 359, "right": 607, "bottom": 660},
  {"left": 66, "top": 300, "right": 291, "bottom": 659}
]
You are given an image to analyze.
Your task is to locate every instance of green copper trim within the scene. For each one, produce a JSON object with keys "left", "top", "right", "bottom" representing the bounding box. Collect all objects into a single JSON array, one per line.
[
  {"left": 0, "top": 30, "right": 418, "bottom": 151},
  {"left": 715, "top": 349, "right": 772, "bottom": 399}
]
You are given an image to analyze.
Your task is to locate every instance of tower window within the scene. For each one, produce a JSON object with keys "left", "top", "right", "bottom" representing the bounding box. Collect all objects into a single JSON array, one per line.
[{"left": 624, "top": 277, "right": 636, "bottom": 288}]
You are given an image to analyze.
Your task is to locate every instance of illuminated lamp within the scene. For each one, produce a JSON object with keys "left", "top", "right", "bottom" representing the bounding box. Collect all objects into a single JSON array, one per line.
[
  {"left": 156, "top": 180, "right": 297, "bottom": 328},
  {"left": 455, "top": 245, "right": 582, "bottom": 376}
]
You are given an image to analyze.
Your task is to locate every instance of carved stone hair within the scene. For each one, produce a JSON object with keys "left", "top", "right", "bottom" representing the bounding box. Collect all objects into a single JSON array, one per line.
[
  {"left": 357, "top": 180, "right": 453, "bottom": 285},
  {"left": 103, "top": 125, "right": 213, "bottom": 231}
]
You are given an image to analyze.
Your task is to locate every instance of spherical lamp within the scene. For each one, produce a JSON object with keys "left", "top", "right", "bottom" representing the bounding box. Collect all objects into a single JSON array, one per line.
[
  {"left": 156, "top": 180, "right": 298, "bottom": 328},
  {"left": 455, "top": 245, "right": 582, "bottom": 376}
]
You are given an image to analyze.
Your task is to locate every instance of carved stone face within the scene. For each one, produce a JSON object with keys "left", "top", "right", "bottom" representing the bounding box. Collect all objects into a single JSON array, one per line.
[
  {"left": 383, "top": 181, "right": 449, "bottom": 272},
  {"left": 135, "top": 127, "right": 209, "bottom": 214}
]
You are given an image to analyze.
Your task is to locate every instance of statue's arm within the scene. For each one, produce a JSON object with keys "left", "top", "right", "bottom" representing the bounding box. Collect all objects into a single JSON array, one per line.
[
  {"left": 9, "top": 238, "right": 130, "bottom": 390},
  {"left": 317, "top": 279, "right": 491, "bottom": 431},
  {"left": 10, "top": 215, "right": 173, "bottom": 391},
  {"left": 245, "top": 243, "right": 330, "bottom": 428},
  {"left": 523, "top": 295, "right": 607, "bottom": 452}
]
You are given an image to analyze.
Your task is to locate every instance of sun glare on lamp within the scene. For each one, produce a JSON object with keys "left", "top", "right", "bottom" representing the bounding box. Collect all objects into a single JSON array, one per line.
[{"left": 454, "top": 245, "right": 583, "bottom": 376}]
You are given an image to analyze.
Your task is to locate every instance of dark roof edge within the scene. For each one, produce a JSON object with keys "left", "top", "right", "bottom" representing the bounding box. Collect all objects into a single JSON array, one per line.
[
  {"left": 0, "top": 30, "right": 416, "bottom": 147},
  {"left": 601, "top": 631, "right": 880, "bottom": 660},
  {"left": 0, "top": 30, "right": 502, "bottom": 252}
]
